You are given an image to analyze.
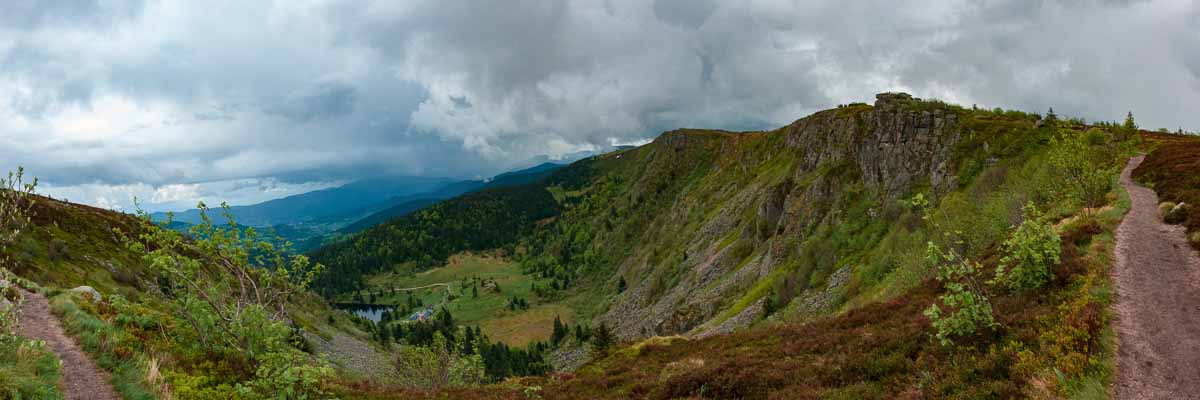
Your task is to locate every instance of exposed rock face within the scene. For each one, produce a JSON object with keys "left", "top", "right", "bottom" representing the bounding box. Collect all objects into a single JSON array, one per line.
[
  {"left": 548, "top": 345, "right": 593, "bottom": 373},
  {"left": 756, "top": 180, "right": 793, "bottom": 240},
  {"left": 600, "top": 93, "right": 964, "bottom": 340},
  {"left": 785, "top": 92, "right": 960, "bottom": 199},
  {"left": 861, "top": 93, "right": 960, "bottom": 197}
]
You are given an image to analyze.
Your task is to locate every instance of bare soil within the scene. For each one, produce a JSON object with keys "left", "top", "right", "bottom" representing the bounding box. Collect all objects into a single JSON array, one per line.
[
  {"left": 1112, "top": 155, "right": 1200, "bottom": 399},
  {"left": 16, "top": 290, "right": 120, "bottom": 400}
]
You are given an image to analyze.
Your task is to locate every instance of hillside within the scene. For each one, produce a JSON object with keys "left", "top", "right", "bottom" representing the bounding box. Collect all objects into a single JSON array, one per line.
[
  {"left": 315, "top": 93, "right": 1040, "bottom": 337},
  {"left": 307, "top": 92, "right": 1145, "bottom": 398},
  {"left": 1, "top": 193, "right": 397, "bottom": 397}
]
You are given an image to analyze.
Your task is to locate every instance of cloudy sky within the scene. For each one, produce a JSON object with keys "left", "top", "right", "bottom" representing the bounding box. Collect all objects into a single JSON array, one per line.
[{"left": 2, "top": 0, "right": 1197, "bottom": 211}]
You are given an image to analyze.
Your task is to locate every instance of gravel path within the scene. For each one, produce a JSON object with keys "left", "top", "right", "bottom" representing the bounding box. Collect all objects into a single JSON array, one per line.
[
  {"left": 16, "top": 290, "right": 120, "bottom": 400},
  {"left": 1112, "top": 155, "right": 1200, "bottom": 399}
]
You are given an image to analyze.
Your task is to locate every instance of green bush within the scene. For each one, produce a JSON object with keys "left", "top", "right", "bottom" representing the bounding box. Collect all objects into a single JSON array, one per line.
[
  {"left": 119, "top": 203, "right": 332, "bottom": 398},
  {"left": 1049, "top": 132, "right": 1117, "bottom": 215},
  {"left": 993, "top": 204, "right": 1061, "bottom": 291},
  {"left": 922, "top": 242, "right": 997, "bottom": 347},
  {"left": 1159, "top": 202, "right": 1177, "bottom": 218},
  {"left": 910, "top": 194, "right": 997, "bottom": 346},
  {"left": 1164, "top": 203, "right": 1189, "bottom": 225}
]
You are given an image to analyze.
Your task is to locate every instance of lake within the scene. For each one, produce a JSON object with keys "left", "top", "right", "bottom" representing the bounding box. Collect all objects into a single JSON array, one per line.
[{"left": 333, "top": 303, "right": 394, "bottom": 322}]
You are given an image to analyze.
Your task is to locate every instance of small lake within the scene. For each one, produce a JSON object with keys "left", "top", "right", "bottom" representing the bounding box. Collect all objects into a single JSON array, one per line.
[{"left": 333, "top": 303, "right": 394, "bottom": 322}]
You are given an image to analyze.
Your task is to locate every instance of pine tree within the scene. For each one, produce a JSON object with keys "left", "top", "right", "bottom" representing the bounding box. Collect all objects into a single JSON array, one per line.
[
  {"left": 463, "top": 327, "right": 476, "bottom": 354},
  {"left": 379, "top": 324, "right": 392, "bottom": 343},
  {"left": 472, "top": 285, "right": 478, "bottom": 298},
  {"left": 552, "top": 315, "right": 566, "bottom": 346},
  {"left": 617, "top": 276, "right": 627, "bottom": 293},
  {"left": 1123, "top": 111, "right": 1138, "bottom": 132},
  {"left": 441, "top": 306, "right": 453, "bottom": 329},
  {"left": 763, "top": 289, "right": 776, "bottom": 317},
  {"left": 592, "top": 323, "right": 615, "bottom": 352}
]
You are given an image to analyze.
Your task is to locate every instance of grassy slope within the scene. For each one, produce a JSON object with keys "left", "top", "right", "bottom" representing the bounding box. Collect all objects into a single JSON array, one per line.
[
  {"left": 1, "top": 196, "right": 401, "bottom": 393},
  {"left": 358, "top": 149, "right": 1130, "bottom": 399},
  {"left": 527, "top": 131, "right": 1126, "bottom": 399},
  {"left": 5, "top": 197, "right": 149, "bottom": 299}
]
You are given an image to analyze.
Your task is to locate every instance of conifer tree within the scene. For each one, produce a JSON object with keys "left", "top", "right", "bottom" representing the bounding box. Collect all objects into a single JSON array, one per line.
[
  {"left": 1123, "top": 111, "right": 1138, "bottom": 131},
  {"left": 551, "top": 315, "right": 566, "bottom": 346},
  {"left": 592, "top": 323, "right": 615, "bottom": 352}
]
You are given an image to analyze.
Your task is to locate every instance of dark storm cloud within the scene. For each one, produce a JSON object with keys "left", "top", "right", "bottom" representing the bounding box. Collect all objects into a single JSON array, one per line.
[
  {"left": 264, "top": 81, "right": 359, "bottom": 123},
  {"left": 0, "top": 0, "right": 1196, "bottom": 211}
]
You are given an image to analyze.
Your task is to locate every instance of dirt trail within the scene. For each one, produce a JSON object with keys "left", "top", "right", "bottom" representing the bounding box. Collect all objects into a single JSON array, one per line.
[
  {"left": 1112, "top": 155, "right": 1200, "bottom": 399},
  {"left": 16, "top": 290, "right": 120, "bottom": 400}
]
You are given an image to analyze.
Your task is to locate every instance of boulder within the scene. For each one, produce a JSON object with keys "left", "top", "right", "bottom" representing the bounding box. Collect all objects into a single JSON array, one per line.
[
  {"left": 70, "top": 286, "right": 102, "bottom": 302},
  {"left": 1165, "top": 202, "right": 1189, "bottom": 225}
]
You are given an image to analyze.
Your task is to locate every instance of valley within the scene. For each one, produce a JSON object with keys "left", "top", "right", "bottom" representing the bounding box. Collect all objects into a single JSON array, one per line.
[{"left": 334, "top": 253, "right": 574, "bottom": 347}]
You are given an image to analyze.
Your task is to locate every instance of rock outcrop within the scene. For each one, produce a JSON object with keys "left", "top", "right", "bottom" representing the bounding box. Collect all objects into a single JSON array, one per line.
[{"left": 70, "top": 286, "right": 102, "bottom": 302}]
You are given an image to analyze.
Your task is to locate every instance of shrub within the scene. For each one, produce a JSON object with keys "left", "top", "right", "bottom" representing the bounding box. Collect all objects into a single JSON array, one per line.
[
  {"left": 1, "top": 167, "right": 36, "bottom": 272},
  {"left": 394, "top": 332, "right": 486, "bottom": 390},
  {"left": 119, "top": 202, "right": 331, "bottom": 397},
  {"left": 1164, "top": 203, "right": 1189, "bottom": 225},
  {"left": 1159, "top": 202, "right": 1177, "bottom": 218},
  {"left": 993, "top": 204, "right": 1061, "bottom": 291},
  {"left": 922, "top": 242, "right": 997, "bottom": 347},
  {"left": 1049, "top": 133, "right": 1116, "bottom": 216},
  {"left": 910, "top": 194, "right": 996, "bottom": 346}
]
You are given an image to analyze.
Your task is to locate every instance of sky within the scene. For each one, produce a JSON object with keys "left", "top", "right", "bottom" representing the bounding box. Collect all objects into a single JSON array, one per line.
[{"left": 2, "top": 0, "right": 1197, "bottom": 212}]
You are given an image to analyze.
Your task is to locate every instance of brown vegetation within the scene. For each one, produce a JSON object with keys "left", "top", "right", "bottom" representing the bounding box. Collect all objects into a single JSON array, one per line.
[{"left": 1133, "top": 132, "right": 1200, "bottom": 249}]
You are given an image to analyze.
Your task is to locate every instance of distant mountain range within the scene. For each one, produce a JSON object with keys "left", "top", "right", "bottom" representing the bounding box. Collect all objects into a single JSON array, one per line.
[
  {"left": 153, "top": 175, "right": 450, "bottom": 227},
  {"left": 151, "top": 161, "right": 574, "bottom": 250},
  {"left": 338, "top": 162, "right": 565, "bottom": 234}
]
